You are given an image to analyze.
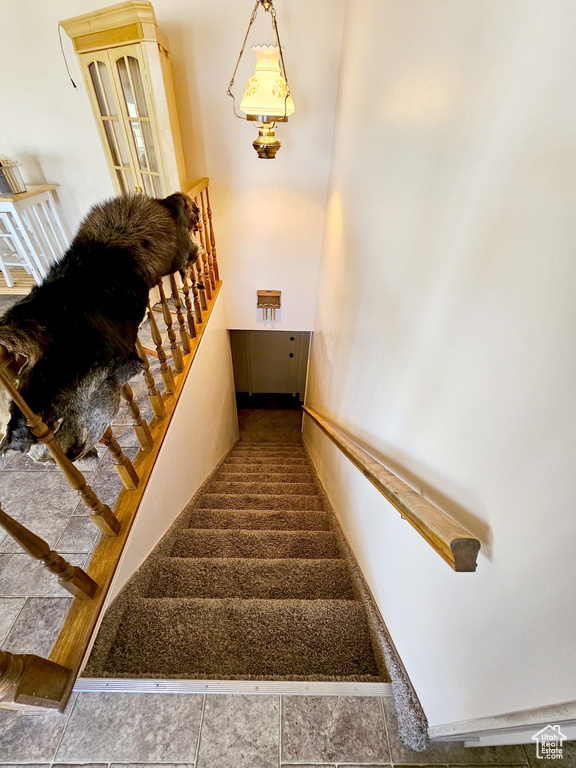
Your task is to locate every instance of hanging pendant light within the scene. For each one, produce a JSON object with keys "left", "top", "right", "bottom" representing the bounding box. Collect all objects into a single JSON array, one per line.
[{"left": 227, "top": 0, "right": 295, "bottom": 159}]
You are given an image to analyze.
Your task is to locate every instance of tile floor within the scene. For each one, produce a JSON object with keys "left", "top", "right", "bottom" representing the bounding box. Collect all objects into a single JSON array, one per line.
[{"left": 0, "top": 691, "right": 563, "bottom": 766}]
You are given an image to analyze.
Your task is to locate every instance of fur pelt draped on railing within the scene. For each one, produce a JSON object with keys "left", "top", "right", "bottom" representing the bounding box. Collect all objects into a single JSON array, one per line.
[{"left": 0, "top": 178, "right": 220, "bottom": 711}]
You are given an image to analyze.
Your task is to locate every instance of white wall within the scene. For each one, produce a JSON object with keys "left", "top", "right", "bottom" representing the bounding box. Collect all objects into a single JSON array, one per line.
[
  {"left": 0, "top": 0, "right": 345, "bottom": 330},
  {"left": 305, "top": 0, "right": 576, "bottom": 729},
  {"left": 108, "top": 291, "right": 238, "bottom": 603}
]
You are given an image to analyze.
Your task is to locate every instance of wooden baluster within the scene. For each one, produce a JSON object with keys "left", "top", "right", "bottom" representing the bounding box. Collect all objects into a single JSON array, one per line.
[
  {"left": 136, "top": 337, "right": 165, "bottom": 418},
  {"left": 196, "top": 201, "right": 213, "bottom": 301},
  {"left": 169, "top": 273, "right": 191, "bottom": 354},
  {"left": 0, "top": 505, "right": 97, "bottom": 599},
  {"left": 0, "top": 649, "right": 72, "bottom": 708},
  {"left": 200, "top": 189, "right": 216, "bottom": 290},
  {"left": 99, "top": 426, "right": 139, "bottom": 490},
  {"left": 121, "top": 382, "right": 154, "bottom": 449},
  {"left": 0, "top": 353, "right": 121, "bottom": 537},
  {"left": 146, "top": 301, "right": 175, "bottom": 394},
  {"left": 179, "top": 270, "right": 197, "bottom": 338},
  {"left": 157, "top": 281, "right": 184, "bottom": 373},
  {"left": 193, "top": 260, "right": 207, "bottom": 314},
  {"left": 204, "top": 185, "right": 220, "bottom": 281}
]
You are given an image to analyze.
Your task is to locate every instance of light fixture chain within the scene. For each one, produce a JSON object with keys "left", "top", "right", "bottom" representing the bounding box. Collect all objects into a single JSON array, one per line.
[
  {"left": 269, "top": 4, "right": 291, "bottom": 120},
  {"left": 227, "top": 0, "right": 261, "bottom": 119}
]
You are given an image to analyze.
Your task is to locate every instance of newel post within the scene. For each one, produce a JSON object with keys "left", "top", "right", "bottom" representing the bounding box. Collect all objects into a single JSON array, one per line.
[{"left": 0, "top": 650, "right": 73, "bottom": 710}]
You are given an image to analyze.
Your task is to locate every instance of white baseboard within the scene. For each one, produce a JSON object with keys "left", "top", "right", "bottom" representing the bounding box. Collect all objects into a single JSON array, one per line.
[
  {"left": 429, "top": 699, "right": 576, "bottom": 746},
  {"left": 75, "top": 678, "right": 393, "bottom": 697}
]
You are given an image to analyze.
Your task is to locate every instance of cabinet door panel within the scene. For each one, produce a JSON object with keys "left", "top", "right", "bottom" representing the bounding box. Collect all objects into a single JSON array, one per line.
[
  {"left": 111, "top": 46, "right": 164, "bottom": 196},
  {"left": 83, "top": 55, "right": 127, "bottom": 194},
  {"left": 82, "top": 53, "right": 139, "bottom": 195}
]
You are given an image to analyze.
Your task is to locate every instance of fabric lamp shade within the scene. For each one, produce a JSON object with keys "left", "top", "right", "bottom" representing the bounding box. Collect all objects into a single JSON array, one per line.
[{"left": 240, "top": 45, "right": 295, "bottom": 120}]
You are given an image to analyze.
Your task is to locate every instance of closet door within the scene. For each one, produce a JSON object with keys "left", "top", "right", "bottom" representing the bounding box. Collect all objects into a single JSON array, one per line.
[{"left": 109, "top": 45, "right": 165, "bottom": 197}]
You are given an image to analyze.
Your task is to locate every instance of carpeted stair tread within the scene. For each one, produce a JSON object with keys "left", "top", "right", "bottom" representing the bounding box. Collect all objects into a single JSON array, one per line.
[
  {"left": 233, "top": 440, "right": 305, "bottom": 445},
  {"left": 236, "top": 441, "right": 302, "bottom": 447},
  {"left": 197, "top": 493, "right": 324, "bottom": 511},
  {"left": 213, "top": 471, "right": 316, "bottom": 484},
  {"left": 187, "top": 508, "right": 329, "bottom": 531},
  {"left": 146, "top": 558, "right": 355, "bottom": 599},
  {"left": 171, "top": 529, "right": 340, "bottom": 559},
  {"left": 205, "top": 481, "right": 318, "bottom": 496},
  {"left": 102, "top": 597, "right": 379, "bottom": 679},
  {"left": 226, "top": 450, "right": 307, "bottom": 458},
  {"left": 223, "top": 456, "right": 309, "bottom": 466},
  {"left": 230, "top": 444, "right": 306, "bottom": 452},
  {"left": 216, "top": 466, "right": 315, "bottom": 479}
]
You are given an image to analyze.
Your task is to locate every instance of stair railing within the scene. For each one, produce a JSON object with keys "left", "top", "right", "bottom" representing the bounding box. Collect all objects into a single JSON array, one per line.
[
  {"left": 303, "top": 406, "right": 481, "bottom": 572},
  {"left": 0, "top": 177, "right": 221, "bottom": 712}
]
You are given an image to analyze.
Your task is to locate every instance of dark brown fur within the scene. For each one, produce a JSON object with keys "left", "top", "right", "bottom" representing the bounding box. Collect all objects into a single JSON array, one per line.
[{"left": 0, "top": 192, "right": 200, "bottom": 462}]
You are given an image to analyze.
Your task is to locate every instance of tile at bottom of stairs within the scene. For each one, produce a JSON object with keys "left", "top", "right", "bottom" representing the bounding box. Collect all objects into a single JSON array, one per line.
[
  {"left": 197, "top": 694, "right": 279, "bottom": 768},
  {"left": 0, "top": 597, "right": 25, "bottom": 643},
  {"left": 55, "top": 692, "right": 203, "bottom": 763},
  {"left": 281, "top": 696, "right": 390, "bottom": 764},
  {"left": 2, "top": 597, "right": 72, "bottom": 656},
  {"left": 383, "top": 699, "right": 528, "bottom": 765},
  {"left": 110, "top": 764, "right": 195, "bottom": 768},
  {"left": 0, "top": 765, "right": 50, "bottom": 768},
  {"left": 0, "top": 700, "right": 74, "bottom": 763},
  {"left": 53, "top": 764, "right": 108, "bottom": 768}
]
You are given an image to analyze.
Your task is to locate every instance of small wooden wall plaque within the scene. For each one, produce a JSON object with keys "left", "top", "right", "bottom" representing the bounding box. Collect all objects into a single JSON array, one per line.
[{"left": 257, "top": 290, "right": 281, "bottom": 320}]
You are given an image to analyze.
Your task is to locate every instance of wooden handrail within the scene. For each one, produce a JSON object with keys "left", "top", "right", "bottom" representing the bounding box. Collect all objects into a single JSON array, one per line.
[
  {"left": 183, "top": 176, "right": 209, "bottom": 199},
  {"left": 303, "top": 406, "right": 481, "bottom": 572}
]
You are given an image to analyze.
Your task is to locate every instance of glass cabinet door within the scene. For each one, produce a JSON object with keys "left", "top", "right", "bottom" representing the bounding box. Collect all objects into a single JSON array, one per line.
[
  {"left": 86, "top": 58, "right": 136, "bottom": 194},
  {"left": 114, "top": 53, "right": 164, "bottom": 197},
  {"left": 81, "top": 45, "right": 165, "bottom": 197}
]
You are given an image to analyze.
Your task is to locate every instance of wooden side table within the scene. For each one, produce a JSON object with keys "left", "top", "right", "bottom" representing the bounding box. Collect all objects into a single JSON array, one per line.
[{"left": 0, "top": 185, "right": 69, "bottom": 287}]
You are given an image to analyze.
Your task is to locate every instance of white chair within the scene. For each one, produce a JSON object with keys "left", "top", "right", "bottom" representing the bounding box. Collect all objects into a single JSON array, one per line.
[{"left": 0, "top": 185, "right": 68, "bottom": 288}]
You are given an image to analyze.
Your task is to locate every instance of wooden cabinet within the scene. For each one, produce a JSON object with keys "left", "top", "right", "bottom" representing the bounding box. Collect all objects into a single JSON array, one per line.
[{"left": 61, "top": 1, "right": 186, "bottom": 196}]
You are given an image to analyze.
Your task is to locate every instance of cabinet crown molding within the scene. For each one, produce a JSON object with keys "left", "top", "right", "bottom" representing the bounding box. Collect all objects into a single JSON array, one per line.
[{"left": 60, "top": 1, "right": 165, "bottom": 51}]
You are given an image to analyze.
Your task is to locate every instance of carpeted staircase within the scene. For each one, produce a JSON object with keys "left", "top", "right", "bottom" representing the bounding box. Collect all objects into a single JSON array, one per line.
[{"left": 84, "top": 413, "right": 388, "bottom": 682}]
